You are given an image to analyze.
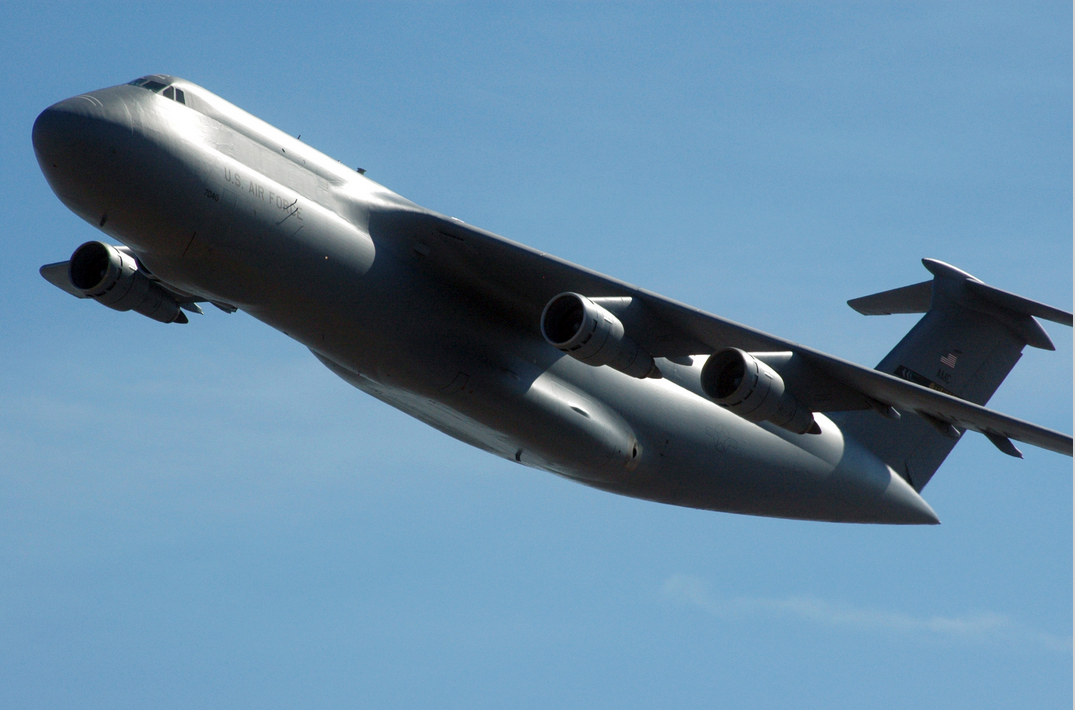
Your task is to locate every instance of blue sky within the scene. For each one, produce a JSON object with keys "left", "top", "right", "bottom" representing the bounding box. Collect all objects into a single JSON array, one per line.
[{"left": 1, "top": 3, "right": 1070, "bottom": 708}]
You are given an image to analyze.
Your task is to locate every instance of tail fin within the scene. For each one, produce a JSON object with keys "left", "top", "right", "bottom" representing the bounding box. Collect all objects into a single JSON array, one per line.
[{"left": 835, "top": 259, "right": 1072, "bottom": 492}]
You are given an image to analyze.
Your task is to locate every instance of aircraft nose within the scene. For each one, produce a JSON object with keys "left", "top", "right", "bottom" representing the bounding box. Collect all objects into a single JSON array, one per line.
[
  {"left": 33, "top": 92, "right": 133, "bottom": 220},
  {"left": 33, "top": 103, "right": 73, "bottom": 170},
  {"left": 33, "top": 95, "right": 110, "bottom": 174}
]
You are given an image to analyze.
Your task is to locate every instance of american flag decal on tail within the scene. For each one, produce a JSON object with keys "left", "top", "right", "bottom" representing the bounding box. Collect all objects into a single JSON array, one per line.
[{"left": 940, "top": 352, "right": 959, "bottom": 368}]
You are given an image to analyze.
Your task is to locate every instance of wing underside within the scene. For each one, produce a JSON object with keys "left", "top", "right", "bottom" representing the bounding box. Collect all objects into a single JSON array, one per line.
[{"left": 373, "top": 207, "right": 1072, "bottom": 457}]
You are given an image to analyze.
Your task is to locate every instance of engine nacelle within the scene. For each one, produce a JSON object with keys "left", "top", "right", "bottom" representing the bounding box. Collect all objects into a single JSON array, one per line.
[
  {"left": 540, "top": 293, "right": 659, "bottom": 379},
  {"left": 700, "top": 348, "right": 819, "bottom": 434},
  {"left": 68, "top": 241, "right": 187, "bottom": 324}
]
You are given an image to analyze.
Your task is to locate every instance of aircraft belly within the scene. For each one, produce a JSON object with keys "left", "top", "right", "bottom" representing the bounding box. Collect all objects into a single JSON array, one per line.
[
  {"left": 222, "top": 240, "right": 933, "bottom": 524},
  {"left": 313, "top": 343, "right": 641, "bottom": 481},
  {"left": 308, "top": 298, "right": 929, "bottom": 523},
  {"left": 526, "top": 360, "right": 935, "bottom": 523}
]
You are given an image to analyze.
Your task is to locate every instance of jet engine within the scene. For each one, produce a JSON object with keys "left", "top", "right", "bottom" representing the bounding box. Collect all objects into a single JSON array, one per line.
[
  {"left": 68, "top": 241, "right": 187, "bottom": 323},
  {"left": 700, "top": 347, "right": 819, "bottom": 434},
  {"left": 540, "top": 292, "right": 659, "bottom": 379}
]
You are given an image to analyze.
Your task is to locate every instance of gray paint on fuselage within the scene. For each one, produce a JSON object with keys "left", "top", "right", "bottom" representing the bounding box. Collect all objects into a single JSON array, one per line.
[{"left": 33, "top": 77, "right": 942, "bottom": 524}]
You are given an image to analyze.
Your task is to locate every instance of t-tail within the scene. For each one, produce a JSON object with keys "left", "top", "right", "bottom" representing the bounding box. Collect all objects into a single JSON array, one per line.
[{"left": 833, "top": 259, "right": 1072, "bottom": 492}]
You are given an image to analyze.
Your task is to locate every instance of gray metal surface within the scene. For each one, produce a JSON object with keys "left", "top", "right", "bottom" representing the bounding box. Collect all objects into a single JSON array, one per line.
[{"left": 32, "top": 75, "right": 1074, "bottom": 525}]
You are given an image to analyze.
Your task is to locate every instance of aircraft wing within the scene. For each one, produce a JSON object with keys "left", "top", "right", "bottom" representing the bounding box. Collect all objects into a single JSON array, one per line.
[{"left": 375, "top": 207, "right": 1073, "bottom": 457}]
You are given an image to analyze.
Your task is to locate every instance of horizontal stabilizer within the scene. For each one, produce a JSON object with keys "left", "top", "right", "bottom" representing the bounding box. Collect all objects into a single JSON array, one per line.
[
  {"left": 848, "top": 280, "right": 931, "bottom": 315},
  {"left": 850, "top": 260, "right": 1075, "bottom": 326},
  {"left": 921, "top": 258, "right": 1073, "bottom": 330},
  {"left": 850, "top": 258, "right": 1071, "bottom": 350},
  {"left": 963, "top": 279, "right": 1073, "bottom": 327}
]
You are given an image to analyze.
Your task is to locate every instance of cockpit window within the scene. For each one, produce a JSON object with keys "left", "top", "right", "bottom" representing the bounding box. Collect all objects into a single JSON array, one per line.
[
  {"left": 128, "top": 77, "right": 169, "bottom": 92},
  {"left": 130, "top": 78, "right": 187, "bottom": 104},
  {"left": 161, "top": 85, "right": 186, "bottom": 104}
]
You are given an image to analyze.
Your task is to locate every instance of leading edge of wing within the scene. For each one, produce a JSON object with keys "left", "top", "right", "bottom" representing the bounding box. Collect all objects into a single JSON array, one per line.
[
  {"left": 799, "top": 348, "right": 1073, "bottom": 456},
  {"left": 388, "top": 208, "right": 798, "bottom": 355},
  {"left": 394, "top": 208, "right": 1072, "bottom": 456}
]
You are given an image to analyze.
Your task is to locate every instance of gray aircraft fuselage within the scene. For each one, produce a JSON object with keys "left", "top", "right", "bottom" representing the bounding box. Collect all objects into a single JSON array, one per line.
[{"left": 34, "top": 76, "right": 1021, "bottom": 525}]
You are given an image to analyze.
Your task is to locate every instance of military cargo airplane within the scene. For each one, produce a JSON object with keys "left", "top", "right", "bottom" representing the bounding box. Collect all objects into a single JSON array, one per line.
[{"left": 33, "top": 75, "right": 1072, "bottom": 525}]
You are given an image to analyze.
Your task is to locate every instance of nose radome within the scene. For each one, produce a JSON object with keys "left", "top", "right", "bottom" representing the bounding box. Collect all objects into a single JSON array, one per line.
[
  {"left": 33, "top": 90, "right": 135, "bottom": 225},
  {"left": 34, "top": 105, "right": 71, "bottom": 167},
  {"left": 33, "top": 101, "right": 98, "bottom": 209},
  {"left": 34, "top": 96, "right": 104, "bottom": 166},
  {"left": 33, "top": 91, "right": 133, "bottom": 171}
]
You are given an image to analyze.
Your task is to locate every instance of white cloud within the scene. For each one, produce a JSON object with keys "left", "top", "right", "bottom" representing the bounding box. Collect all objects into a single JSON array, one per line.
[{"left": 661, "top": 574, "right": 1071, "bottom": 652}]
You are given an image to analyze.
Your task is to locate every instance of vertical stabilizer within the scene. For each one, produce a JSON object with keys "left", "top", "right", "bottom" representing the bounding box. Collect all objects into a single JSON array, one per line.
[{"left": 834, "top": 259, "right": 1070, "bottom": 492}]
